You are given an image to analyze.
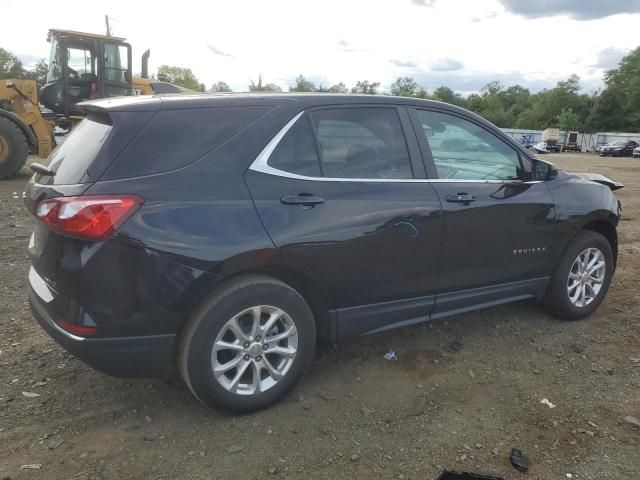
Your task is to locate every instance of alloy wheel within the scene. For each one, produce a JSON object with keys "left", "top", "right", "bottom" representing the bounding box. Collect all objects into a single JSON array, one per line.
[
  {"left": 211, "top": 305, "right": 298, "bottom": 395},
  {"left": 567, "top": 247, "right": 606, "bottom": 308}
]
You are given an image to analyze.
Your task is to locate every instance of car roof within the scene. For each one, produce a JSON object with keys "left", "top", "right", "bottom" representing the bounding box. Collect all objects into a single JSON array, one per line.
[
  {"left": 79, "top": 92, "right": 536, "bottom": 161},
  {"left": 80, "top": 92, "right": 467, "bottom": 114}
]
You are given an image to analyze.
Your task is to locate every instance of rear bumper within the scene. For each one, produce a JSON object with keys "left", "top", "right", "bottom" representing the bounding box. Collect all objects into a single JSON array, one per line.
[{"left": 29, "top": 288, "right": 176, "bottom": 378}]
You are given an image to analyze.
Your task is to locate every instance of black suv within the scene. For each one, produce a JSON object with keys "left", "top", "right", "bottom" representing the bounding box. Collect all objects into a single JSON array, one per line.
[
  {"left": 25, "top": 94, "right": 623, "bottom": 412},
  {"left": 599, "top": 140, "right": 639, "bottom": 157}
]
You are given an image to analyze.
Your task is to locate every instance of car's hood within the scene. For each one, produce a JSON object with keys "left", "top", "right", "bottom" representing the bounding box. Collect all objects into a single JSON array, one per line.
[{"left": 566, "top": 171, "right": 624, "bottom": 191}]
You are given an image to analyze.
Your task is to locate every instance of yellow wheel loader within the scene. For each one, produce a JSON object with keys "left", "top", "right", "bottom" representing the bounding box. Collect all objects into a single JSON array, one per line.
[{"left": 0, "top": 29, "right": 194, "bottom": 179}]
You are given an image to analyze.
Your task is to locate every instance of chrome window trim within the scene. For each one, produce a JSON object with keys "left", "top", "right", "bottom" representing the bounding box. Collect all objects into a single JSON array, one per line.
[{"left": 248, "top": 110, "right": 543, "bottom": 185}]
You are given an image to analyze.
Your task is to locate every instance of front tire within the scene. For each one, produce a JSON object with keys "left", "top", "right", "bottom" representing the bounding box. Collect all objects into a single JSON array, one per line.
[
  {"left": 543, "top": 231, "right": 614, "bottom": 320},
  {"left": 0, "top": 117, "right": 29, "bottom": 180},
  {"left": 178, "top": 275, "right": 316, "bottom": 413}
]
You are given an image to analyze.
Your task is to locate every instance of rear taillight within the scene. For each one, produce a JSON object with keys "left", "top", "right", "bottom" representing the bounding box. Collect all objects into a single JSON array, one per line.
[{"left": 35, "top": 195, "right": 143, "bottom": 241}]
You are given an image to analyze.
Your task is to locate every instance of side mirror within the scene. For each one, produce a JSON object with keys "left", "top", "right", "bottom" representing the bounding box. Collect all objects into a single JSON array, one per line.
[{"left": 532, "top": 160, "right": 557, "bottom": 181}]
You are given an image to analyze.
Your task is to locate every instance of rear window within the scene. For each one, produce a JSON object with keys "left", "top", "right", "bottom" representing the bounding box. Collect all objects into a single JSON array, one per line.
[
  {"left": 48, "top": 114, "right": 112, "bottom": 185},
  {"left": 103, "top": 106, "right": 272, "bottom": 179}
]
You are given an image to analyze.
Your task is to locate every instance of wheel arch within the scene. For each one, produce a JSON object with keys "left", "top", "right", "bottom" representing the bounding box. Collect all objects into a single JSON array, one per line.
[
  {"left": 582, "top": 219, "right": 618, "bottom": 264},
  {"left": 0, "top": 110, "right": 37, "bottom": 152},
  {"left": 177, "top": 262, "right": 337, "bottom": 347},
  {"left": 225, "top": 265, "right": 337, "bottom": 345}
]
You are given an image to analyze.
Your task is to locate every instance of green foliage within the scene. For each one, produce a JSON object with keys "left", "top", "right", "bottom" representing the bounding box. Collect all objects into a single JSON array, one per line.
[
  {"left": 209, "top": 81, "right": 232, "bottom": 93},
  {"left": 432, "top": 86, "right": 466, "bottom": 107},
  {"left": 31, "top": 59, "right": 49, "bottom": 87},
  {"left": 0, "top": 49, "right": 48, "bottom": 88},
  {"left": 324, "top": 82, "right": 348, "bottom": 93},
  {"left": 0, "top": 47, "right": 25, "bottom": 79},
  {"left": 289, "top": 75, "right": 316, "bottom": 92},
  {"left": 591, "top": 47, "right": 640, "bottom": 131},
  {"left": 556, "top": 107, "right": 580, "bottom": 131},
  {"left": 248, "top": 74, "right": 282, "bottom": 92},
  {"left": 157, "top": 65, "right": 204, "bottom": 91},
  {"left": 390, "top": 76, "right": 420, "bottom": 97},
  {"left": 351, "top": 80, "right": 380, "bottom": 95}
]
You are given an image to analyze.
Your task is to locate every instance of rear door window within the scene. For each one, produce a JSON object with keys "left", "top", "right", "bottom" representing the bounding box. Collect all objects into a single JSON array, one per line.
[
  {"left": 310, "top": 108, "right": 413, "bottom": 179},
  {"left": 48, "top": 114, "right": 112, "bottom": 185}
]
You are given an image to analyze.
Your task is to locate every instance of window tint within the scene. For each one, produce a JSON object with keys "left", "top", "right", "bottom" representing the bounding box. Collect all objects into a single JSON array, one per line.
[
  {"left": 310, "top": 108, "right": 413, "bottom": 179},
  {"left": 104, "top": 106, "right": 272, "bottom": 179},
  {"left": 267, "top": 116, "right": 321, "bottom": 176},
  {"left": 415, "top": 110, "right": 521, "bottom": 181},
  {"left": 49, "top": 114, "right": 112, "bottom": 185}
]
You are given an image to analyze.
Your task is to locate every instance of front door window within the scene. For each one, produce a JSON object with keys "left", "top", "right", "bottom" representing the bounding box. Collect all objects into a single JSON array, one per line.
[{"left": 415, "top": 109, "right": 522, "bottom": 181}]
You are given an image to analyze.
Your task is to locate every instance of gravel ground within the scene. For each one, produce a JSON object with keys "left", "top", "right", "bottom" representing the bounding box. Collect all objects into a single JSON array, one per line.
[{"left": 0, "top": 153, "right": 638, "bottom": 480}]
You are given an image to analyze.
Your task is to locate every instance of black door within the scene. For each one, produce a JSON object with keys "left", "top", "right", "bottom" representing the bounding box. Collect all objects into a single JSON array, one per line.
[
  {"left": 245, "top": 107, "right": 443, "bottom": 338},
  {"left": 409, "top": 108, "right": 555, "bottom": 315}
]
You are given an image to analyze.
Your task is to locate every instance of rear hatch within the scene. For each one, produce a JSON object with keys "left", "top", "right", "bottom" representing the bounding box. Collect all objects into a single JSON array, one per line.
[
  {"left": 24, "top": 104, "right": 158, "bottom": 295},
  {"left": 25, "top": 96, "right": 276, "bottom": 299}
]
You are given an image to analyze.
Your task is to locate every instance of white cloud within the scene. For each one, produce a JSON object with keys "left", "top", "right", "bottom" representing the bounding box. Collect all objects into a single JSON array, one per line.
[{"left": 0, "top": 0, "right": 638, "bottom": 93}]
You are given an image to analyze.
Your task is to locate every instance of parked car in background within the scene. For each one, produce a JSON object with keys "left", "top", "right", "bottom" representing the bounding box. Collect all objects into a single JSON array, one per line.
[
  {"left": 633, "top": 146, "right": 640, "bottom": 158},
  {"left": 599, "top": 140, "right": 639, "bottom": 157},
  {"left": 25, "top": 94, "right": 624, "bottom": 413}
]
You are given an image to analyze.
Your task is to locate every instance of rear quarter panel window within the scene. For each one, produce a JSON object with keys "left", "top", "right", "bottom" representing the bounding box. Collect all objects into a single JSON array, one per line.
[
  {"left": 103, "top": 106, "right": 272, "bottom": 179},
  {"left": 267, "top": 115, "right": 321, "bottom": 176},
  {"left": 48, "top": 114, "right": 112, "bottom": 185}
]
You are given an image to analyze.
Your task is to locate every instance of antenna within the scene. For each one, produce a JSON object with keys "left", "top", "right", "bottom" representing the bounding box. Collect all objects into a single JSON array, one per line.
[{"left": 105, "top": 15, "right": 111, "bottom": 36}]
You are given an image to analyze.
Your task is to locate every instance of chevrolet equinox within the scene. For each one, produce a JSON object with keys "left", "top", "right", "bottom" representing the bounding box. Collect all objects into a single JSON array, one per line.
[{"left": 25, "top": 94, "right": 623, "bottom": 412}]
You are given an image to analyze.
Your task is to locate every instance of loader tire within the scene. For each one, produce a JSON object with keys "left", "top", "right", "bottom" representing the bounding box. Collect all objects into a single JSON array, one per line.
[{"left": 0, "top": 117, "right": 29, "bottom": 180}]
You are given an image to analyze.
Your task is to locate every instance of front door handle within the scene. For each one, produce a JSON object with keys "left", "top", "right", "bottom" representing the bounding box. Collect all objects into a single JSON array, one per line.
[
  {"left": 445, "top": 193, "right": 476, "bottom": 204},
  {"left": 280, "top": 194, "right": 325, "bottom": 206}
]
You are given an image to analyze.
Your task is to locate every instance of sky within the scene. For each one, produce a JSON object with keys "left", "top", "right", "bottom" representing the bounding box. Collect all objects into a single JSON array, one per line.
[{"left": 1, "top": 0, "right": 639, "bottom": 94}]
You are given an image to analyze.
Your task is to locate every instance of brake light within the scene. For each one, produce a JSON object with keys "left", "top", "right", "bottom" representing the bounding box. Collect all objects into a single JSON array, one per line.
[{"left": 35, "top": 195, "right": 143, "bottom": 240}]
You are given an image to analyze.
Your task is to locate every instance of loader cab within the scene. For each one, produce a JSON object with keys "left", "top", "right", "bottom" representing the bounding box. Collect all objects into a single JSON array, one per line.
[{"left": 40, "top": 29, "right": 133, "bottom": 115}]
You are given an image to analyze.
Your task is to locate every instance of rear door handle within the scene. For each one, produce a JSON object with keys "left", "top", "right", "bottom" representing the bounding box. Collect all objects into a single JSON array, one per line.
[
  {"left": 445, "top": 193, "right": 476, "bottom": 204},
  {"left": 280, "top": 194, "right": 325, "bottom": 206}
]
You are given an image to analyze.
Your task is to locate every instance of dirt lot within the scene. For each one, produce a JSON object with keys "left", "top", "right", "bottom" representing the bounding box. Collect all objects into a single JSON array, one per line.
[{"left": 0, "top": 153, "right": 638, "bottom": 480}]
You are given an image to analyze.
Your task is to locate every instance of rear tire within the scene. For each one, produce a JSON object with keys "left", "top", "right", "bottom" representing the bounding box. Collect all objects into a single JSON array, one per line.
[
  {"left": 0, "top": 117, "right": 29, "bottom": 180},
  {"left": 543, "top": 231, "right": 614, "bottom": 320},
  {"left": 178, "top": 275, "right": 316, "bottom": 413}
]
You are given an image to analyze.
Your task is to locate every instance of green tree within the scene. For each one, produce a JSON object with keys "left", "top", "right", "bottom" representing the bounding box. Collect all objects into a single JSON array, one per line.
[
  {"left": 0, "top": 47, "right": 25, "bottom": 79},
  {"left": 327, "top": 82, "right": 348, "bottom": 93},
  {"left": 432, "top": 86, "right": 466, "bottom": 108},
  {"left": 157, "top": 65, "right": 204, "bottom": 91},
  {"left": 390, "top": 76, "right": 419, "bottom": 97},
  {"left": 289, "top": 74, "right": 316, "bottom": 92},
  {"left": 248, "top": 74, "right": 282, "bottom": 92},
  {"left": 592, "top": 47, "right": 640, "bottom": 131},
  {"left": 534, "top": 75, "right": 586, "bottom": 128},
  {"left": 351, "top": 80, "right": 380, "bottom": 95},
  {"left": 209, "top": 81, "right": 232, "bottom": 93},
  {"left": 556, "top": 107, "right": 581, "bottom": 131},
  {"left": 22, "top": 58, "right": 48, "bottom": 87}
]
